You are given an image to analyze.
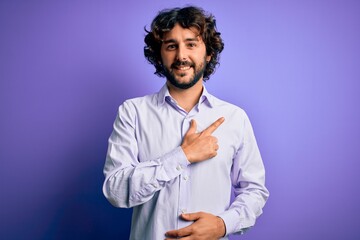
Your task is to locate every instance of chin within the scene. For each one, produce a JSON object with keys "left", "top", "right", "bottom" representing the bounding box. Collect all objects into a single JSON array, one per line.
[{"left": 176, "top": 75, "right": 195, "bottom": 83}]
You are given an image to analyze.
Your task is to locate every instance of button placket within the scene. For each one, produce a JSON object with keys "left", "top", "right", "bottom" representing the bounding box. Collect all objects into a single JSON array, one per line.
[
  {"left": 177, "top": 166, "right": 191, "bottom": 228},
  {"left": 177, "top": 116, "right": 193, "bottom": 228}
]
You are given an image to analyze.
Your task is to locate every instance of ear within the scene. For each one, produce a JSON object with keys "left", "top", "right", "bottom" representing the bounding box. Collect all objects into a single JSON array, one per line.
[{"left": 206, "top": 55, "right": 211, "bottom": 63}]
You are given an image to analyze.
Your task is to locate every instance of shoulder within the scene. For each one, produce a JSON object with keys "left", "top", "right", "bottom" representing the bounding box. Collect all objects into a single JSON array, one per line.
[
  {"left": 210, "top": 95, "right": 248, "bottom": 120},
  {"left": 114, "top": 93, "right": 158, "bottom": 126},
  {"left": 118, "top": 92, "right": 158, "bottom": 112}
]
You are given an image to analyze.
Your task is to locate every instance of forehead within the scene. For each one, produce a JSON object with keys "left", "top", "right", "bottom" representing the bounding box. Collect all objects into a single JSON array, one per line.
[{"left": 162, "top": 24, "right": 201, "bottom": 42}]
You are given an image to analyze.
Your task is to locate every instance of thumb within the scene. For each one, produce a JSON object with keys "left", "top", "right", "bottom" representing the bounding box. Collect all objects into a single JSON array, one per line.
[
  {"left": 185, "top": 119, "right": 197, "bottom": 136},
  {"left": 181, "top": 212, "right": 201, "bottom": 221}
]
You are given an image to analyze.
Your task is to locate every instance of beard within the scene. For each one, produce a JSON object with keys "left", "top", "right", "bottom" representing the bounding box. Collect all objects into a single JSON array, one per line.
[{"left": 163, "top": 57, "right": 207, "bottom": 89}]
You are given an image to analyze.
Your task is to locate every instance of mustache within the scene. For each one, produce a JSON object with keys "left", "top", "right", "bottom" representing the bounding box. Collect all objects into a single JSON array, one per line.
[{"left": 171, "top": 60, "right": 194, "bottom": 68}]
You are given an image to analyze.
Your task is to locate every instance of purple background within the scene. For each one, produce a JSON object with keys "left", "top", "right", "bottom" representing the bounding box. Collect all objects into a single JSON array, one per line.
[{"left": 1, "top": 0, "right": 359, "bottom": 239}]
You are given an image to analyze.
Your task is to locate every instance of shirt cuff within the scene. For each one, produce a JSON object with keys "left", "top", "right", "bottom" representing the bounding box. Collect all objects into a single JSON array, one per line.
[
  {"left": 160, "top": 146, "right": 190, "bottom": 181},
  {"left": 218, "top": 208, "right": 251, "bottom": 236}
]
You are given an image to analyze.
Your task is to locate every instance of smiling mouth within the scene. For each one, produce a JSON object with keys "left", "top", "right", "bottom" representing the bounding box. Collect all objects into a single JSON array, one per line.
[
  {"left": 174, "top": 65, "right": 191, "bottom": 71},
  {"left": 172, "top": 60, "right": 194, "bottom": 72}
]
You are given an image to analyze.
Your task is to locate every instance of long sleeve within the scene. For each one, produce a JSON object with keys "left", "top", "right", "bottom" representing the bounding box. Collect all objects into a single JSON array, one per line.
[
  {"left": 102, "top": 101, "right": 189, "bottom": 208},
  {"left": 218, "top": 113, "right": 269, "bottom": 235}
]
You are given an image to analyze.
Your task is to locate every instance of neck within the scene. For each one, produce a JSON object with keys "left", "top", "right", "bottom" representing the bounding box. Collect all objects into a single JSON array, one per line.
[{"left": 167, "top": 79, "right": 204, "bottom": 112}]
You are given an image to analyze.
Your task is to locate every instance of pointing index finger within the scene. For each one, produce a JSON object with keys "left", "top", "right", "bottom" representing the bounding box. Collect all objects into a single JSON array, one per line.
[{"left": 202, "top": 117, "right": 225, "bottom": 135}]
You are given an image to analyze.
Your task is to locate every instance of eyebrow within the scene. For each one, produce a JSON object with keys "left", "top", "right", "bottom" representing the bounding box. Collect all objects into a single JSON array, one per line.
[{"left": 162, "top": 37, "right": 199, "bottom": 44}]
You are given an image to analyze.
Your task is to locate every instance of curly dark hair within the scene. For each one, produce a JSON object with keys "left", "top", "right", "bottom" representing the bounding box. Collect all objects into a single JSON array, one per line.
[{"left": 144, "top": 6, "right": 224, "bottom": 81}]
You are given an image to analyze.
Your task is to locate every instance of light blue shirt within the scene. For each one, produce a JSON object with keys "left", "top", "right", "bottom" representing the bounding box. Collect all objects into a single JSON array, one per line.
[{"left": 103, "top": 84, "right": 269, "bottom": 239}]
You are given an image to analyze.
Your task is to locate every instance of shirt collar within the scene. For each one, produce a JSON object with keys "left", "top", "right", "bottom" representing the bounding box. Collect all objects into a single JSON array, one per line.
[
  {"left": 157, "top": 84, "right": 215, "bottom": 108},
  {"left": 157, "top": 84, "right": 171, "bottom": 106},
  {"left": 199, "top": 85, "right": 215, "bottom": 108}
]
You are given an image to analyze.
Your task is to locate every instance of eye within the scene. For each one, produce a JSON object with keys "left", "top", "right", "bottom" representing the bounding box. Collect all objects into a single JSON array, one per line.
[
  {"left": 187, "top": 42, "right": 197, "bottom": 48},
  {"left": 166, "top": 44, "right": 177, "bottom": 50}
]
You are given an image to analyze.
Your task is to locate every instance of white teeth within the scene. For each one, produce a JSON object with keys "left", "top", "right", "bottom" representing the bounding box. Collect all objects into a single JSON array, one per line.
[{"left": 179, "top": 66, "right": 190, "bottom": 70}]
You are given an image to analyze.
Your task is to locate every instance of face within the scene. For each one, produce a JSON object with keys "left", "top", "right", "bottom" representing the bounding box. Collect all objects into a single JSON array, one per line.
[{"left": 160, "top": 24, "right": 211, "bottom": 89}]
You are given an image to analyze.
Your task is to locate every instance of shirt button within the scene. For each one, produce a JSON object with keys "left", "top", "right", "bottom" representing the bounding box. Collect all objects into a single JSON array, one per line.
[
  {"left": 176, "top": 165, "right": 182, "bottom": 171},
  {"left": 183, "top": 175, "right": 188, "bottom": 181},
  {"left": 181, "top": 208, "right": 187, "bottom": 214}
]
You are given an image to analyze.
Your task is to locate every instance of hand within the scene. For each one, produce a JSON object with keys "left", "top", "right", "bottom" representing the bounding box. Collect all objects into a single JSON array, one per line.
[
  {"left": 165, "top": 212, "right": 226, "bottom": 240},
  {"left": 181, "top": 117, "right": 225, "bottom": 163}
]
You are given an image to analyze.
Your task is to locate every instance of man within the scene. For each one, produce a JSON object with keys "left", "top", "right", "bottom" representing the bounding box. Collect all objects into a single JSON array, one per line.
[{"left": 103, "top": 6, "right": 269, "bottom": 240}]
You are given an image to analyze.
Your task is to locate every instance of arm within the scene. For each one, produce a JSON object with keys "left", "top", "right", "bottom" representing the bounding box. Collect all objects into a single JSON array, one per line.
[
  {"left": 102, "top": 101, "right": 189, "bottom": 208},
  {"left": 218, "top": 113, "right": 269, "bottom": 235}
]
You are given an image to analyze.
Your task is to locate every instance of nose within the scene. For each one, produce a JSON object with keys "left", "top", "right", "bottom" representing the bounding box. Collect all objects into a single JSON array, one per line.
[{"left": 176, "top": 44, "right": 188, "bottom": 61}]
